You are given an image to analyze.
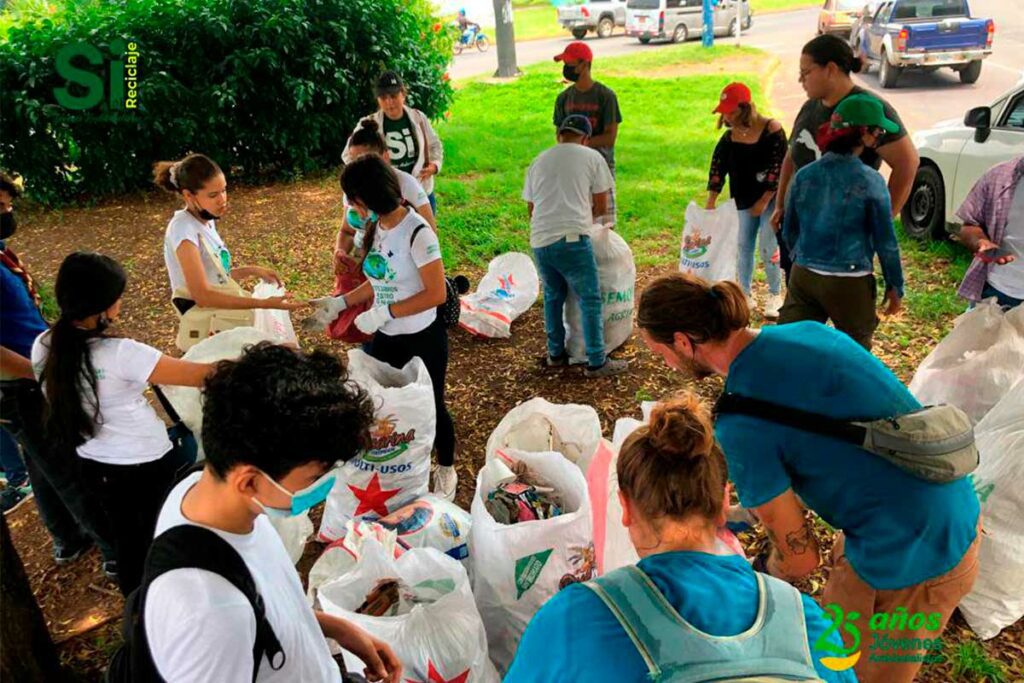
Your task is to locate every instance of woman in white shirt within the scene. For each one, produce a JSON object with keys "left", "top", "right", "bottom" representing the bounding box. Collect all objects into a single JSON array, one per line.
[
  {"left": 153, "top": 154, "right": 305, "bottom": 348},
  {"left": 34, "top": 252, "right": 213, "bottom": 596},
  {"left": 308, "top": 156, "right": 458, "bottom": 500}
]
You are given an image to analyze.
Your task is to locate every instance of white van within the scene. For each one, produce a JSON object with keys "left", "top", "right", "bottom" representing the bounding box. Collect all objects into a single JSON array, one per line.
[{"left": 625, "top": 0, "right": 751, "bottom": 44}]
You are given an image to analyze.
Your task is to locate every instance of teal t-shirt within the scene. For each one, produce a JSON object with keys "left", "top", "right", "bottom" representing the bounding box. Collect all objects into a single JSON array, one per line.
[
  {"left": 716, "top": 322, "right": 980, "bottom": 590},
  {"left": 505, "top": 551, "right": 856, "bottom": 683},
  {"left": 382, "top": 111, "right": 420, "bottom": 175}
]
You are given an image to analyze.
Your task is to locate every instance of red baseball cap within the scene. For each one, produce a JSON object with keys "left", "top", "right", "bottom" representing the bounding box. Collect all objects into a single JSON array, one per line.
[
  {"left": 554, "top": 41, "right": 593, "bottom": 63},
  {"left": 713, "top": 82, "right": 752, "bottom": 115}
]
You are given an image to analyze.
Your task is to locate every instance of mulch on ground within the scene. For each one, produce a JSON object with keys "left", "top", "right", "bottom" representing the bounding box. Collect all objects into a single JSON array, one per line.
[{"left": 8, "top": 176, "right": 1021, "bottom": 681}]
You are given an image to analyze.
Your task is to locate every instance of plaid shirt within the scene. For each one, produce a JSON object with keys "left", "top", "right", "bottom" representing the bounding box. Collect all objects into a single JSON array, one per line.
[{"left": 956, "top": 156, "right": 1024, "bottom": 302}]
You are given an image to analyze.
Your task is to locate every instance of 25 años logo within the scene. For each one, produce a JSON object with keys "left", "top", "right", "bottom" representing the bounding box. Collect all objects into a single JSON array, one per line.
[{"left": 814, "top": 604, "right": 945, "bottom": 672}]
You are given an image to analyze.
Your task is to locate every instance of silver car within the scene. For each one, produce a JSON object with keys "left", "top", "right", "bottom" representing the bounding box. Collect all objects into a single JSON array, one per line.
[{"left": 625, "top": 0, "right": 752, "bottom": 44}]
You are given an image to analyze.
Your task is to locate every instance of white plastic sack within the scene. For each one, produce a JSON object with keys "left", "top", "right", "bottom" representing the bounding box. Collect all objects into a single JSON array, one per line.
[
  {"left": 377, "top": 496, "right": 472, "bottom": 563},
  {"left": 268, "top": 512, "right": 313, "bottom": 565},
  {"left": 564, "top": 226, "right": 636, "bottom": 364},
  {"left": 161, "top": 326, "right": 277, "bottom": 460},
  {"left": 959, "top": 379, "right": 1024, "bottom": 640},
  {"left": 319, "top": 350, "right": 435, "bottom": 541},
  {"left": 470, "top": 448, "right": 595, "bottom": 674},
  {"left": 308, "top": 521, "right": 404, "bottom": 602},
  {"left": 459, "top": 253, "right": 540, "bottom": 339},
  {"left": 318, "top": 540, "right": 499, "bottom": 682},
  {"left": 252, "top": 282, "right": 299, "bottom": 346},
  {"left": 909, "top": 302, "right": 1024, "bottom": 423},
  {"left": 679, "top": 200, "right": 740, "bottom": 283},
  {"left": 484, "top": 397, "right": 602, "bottom": 474}
]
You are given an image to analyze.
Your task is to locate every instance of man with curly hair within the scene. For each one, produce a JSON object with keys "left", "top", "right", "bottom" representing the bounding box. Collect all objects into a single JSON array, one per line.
[{"left": 131, "top": 343, "right": 403, "bottom": 682}]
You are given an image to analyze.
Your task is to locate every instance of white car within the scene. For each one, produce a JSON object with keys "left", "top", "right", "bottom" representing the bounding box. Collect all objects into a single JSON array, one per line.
[{"left": 904, "top": 80, "right": 1024, "bottom": 239}]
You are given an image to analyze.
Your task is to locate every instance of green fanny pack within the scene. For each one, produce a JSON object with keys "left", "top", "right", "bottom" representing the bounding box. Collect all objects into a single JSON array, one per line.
[{"left": 714, "top": 393, "right": 978, "bottom": 484}]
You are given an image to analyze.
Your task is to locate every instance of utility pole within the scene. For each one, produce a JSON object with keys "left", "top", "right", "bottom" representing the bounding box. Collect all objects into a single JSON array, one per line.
[
  {"left": 702, "top": 0, "right": 715, "bottom": 47},
  {"left": 493, "top": 0, "right": 521, "bottom": 78}
]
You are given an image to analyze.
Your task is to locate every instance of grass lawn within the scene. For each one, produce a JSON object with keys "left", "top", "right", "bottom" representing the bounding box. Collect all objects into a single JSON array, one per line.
[
  {"left": 751, "top": 0, "right": 822, "bottom": 12},
  {"left": 514, "top": 4, "right": 565, "bottom": 41}
]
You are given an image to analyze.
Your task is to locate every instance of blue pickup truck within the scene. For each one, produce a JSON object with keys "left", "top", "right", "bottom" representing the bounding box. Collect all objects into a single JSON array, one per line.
[{"left": 852, "top": 0, "right": 994, "bottom": 89}]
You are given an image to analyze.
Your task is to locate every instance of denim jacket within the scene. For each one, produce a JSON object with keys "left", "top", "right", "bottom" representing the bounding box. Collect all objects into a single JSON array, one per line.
[{"left": 783, "top": 153, "right": 905, "bottom": 298}]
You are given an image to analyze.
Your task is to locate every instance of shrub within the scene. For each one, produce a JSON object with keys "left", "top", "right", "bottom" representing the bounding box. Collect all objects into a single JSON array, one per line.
[{"left": 0, "top": 0, "right": 454, "bottom": 205}]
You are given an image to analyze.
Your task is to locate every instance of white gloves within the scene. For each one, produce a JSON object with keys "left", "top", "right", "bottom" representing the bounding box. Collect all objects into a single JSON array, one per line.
[
  {"left": 355, "top": 305, "right": 392, "bottom": 335},
  {"left": 303, "top": 295, "right": 348, "bottom": 331}
]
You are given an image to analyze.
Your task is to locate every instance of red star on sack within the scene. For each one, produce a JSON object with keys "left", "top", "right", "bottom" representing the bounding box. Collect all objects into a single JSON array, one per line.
[
  {"left": 348, "top": 473, "right": 401, "bottom": 517},
  {"left": 405, "top": 661, "right": 470, "bottom": 683}
]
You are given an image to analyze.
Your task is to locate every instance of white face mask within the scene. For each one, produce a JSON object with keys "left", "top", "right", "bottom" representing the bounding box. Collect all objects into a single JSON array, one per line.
[{"left": 252, "top": 469, "right": 337, "bottom": 518}]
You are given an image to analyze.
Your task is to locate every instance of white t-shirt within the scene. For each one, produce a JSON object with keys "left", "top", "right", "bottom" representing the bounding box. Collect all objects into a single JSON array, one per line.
[
  {"left": 522, "top": 143, "right": 614, "bottom": 249},
  {"left": 164, "top": 209, "right": 232, "bottom": 293},
  {"left": 31, "top": 335, "right": 171, "bottom": 465},
  {"left": 145, "top": 472, "right": 341, "bottom": 683},
  {"left": 344, "top": 169, "right": 429, "bottom": 251},
  {"left": 363, "top": 210, "right": 442, "bottom": 336},
  {"left": 986, "top": 176, "right": 1024, "bottom": 299}
]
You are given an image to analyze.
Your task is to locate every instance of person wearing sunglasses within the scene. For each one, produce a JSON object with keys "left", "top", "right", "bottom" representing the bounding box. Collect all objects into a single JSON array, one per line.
[{"left": 777, "top": 93, "right": 905, "bottom": 351}]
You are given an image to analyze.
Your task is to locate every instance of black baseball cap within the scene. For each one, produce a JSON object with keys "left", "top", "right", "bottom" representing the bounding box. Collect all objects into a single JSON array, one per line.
[
  {"left": 558, "top": 114, "right": 592, "bottom": 137},
  {"left": 375, "top": 70, "right": 404, "bottom": 96}
]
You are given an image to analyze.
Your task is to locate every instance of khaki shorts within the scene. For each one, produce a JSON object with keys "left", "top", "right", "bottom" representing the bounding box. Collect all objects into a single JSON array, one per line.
[{"left": 821, "top": 520, "right": 982, "bottom": 683}]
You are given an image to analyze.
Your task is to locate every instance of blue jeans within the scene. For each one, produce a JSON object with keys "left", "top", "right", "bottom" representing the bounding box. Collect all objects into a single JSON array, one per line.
[
  {"left": 0, "top": 427, "right": 28, "bottom": 486},
  {"left": 428, "top": 192, "right": 437, "bottom": 215},
  {"left": 737, "top": 200, "right": 781, "bottom": 295},
  {"left": 534, "top": 236, "right": 605, "bottom": 368},
  {"left": 981, "top": 282, "right": 1023, "bottom": 309}
]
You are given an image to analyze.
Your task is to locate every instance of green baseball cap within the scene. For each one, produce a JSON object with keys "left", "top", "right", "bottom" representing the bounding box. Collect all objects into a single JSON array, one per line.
[{"left": 831, "top": 94, "right": 900, "bottom": 134}]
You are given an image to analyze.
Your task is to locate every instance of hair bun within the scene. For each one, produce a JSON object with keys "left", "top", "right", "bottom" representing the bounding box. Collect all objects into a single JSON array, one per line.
[
  {"left": 359, "top": 119, "right": 380, "bottom": 133},
  {"left": 647, "top": 394, "right": 715, "bottom": 462}
]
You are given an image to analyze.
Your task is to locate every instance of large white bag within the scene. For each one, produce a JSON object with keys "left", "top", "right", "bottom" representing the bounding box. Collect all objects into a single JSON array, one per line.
[
  {"left": 319, "top": 350, "right": 435, "bottom": 541},
  {"left": 909, "top": 302, "right": 1024, "bottom": 423},
  {"left": 959, "top": 379, "right": 1024, "bottom": 640},
  {"left": 459, "top": 252, "right": 540, "bottom": 339},
  {"left": 251, "top": 282, "right": 299, "bottom": 346},
  {"left": 484, "top": 397, "right": 602, "bottom": 473},
  {"left": 470, "top": 448, "right": 595, "bottom": 674},
  {"left": 564, "top": 226, "right": 636, "bottom": 364},
  {"left": 268, "top": 512, "right": 313, "bottom": 565},
  {"left": 377, "top": 495, "right": 473, "bottom": 563},
  {"left": 679, "top": 200, "right": 740, "bottom": 283},
  {"left": 161, "top": 326, "right": 277, "bottom": 459},
  {"left": 308, "top": 521, "right": 405, "bottom": 602},
  {"left": 318, "top": 540, "right": 500, "bottom": 682}
]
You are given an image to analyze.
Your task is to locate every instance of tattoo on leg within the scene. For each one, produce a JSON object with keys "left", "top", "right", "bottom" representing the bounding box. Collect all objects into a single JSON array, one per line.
[{"left": 785, "top": 523, "right": 812, "bottom": 555}]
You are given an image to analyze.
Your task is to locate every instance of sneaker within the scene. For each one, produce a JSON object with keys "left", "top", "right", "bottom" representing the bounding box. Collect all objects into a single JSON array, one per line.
[
  {"left": 54, "top": 540, "right": 92, "bottom": 565},
  {"left": 0, "top": 487, "right": 27, "bottom": 514},
  {"left": 542, "top": 353, "right": 569, "bottom": 368},
  {"left": 432, "top": 464, "right": 458, "bottom": 502},
  {"left": 584, "top": 358, "right": 628, "bottom": 379},
  {"left": 764, "top": 293, "right": 785, "bottom": 319},
  {"left": 103, "top": 560, "right": 119, "bottom": 581}
]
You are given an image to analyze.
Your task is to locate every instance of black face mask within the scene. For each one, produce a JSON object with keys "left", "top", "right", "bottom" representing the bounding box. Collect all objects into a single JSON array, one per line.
[
  {"left": 197, "top": 208, "right": 220, "bottom": 221},
  {"left": 0, "top": 211, "right": 16, "bottom": 240},
  {"left": 562, "top": 63, "right": 581, "bottom": 82}
]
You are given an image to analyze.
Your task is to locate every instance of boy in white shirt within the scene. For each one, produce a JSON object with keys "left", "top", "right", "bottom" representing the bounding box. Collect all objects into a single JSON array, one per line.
[
  {"left": 127, "top": 343, "right": 401, "bottom": 683},
  {"left": 522, "top": 114, "right": 627, "bottom": 378}
]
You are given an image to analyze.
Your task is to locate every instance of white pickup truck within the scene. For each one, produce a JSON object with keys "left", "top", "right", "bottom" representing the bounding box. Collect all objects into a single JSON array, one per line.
[
  {"left": 557, "top": 0, "right": 628, "bottom": 39},
  {"left": 903, "top": 81, "right": 1024, "bottom": 239}
]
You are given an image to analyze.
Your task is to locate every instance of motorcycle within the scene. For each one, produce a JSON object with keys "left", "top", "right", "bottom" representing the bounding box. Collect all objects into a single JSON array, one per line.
[{"left": 451, "top": 22, "right": 490, "bottom": 54}]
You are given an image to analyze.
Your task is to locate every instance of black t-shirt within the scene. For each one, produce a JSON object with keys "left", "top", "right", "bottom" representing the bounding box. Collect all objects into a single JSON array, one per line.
[
  {"left": 382, "top": 112, "right": 420, "bottom": 175},
  {"left": 553, "top": 81, "right": 622, "bottom": 167},
  {"left": 789, "top": 85, "right": 907, "bottom": 171},
  {"left": 707, "top": 123, "right": 788, "bottom": 210}
]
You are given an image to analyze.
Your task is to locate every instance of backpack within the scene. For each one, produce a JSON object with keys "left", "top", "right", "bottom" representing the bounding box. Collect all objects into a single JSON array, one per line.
[
  {"left": 714, "top": 393, "right": 978, "bottom": 484},
  {"left": 106, "top": 524, "right": 285, "bottom": 682},
  {"left": 410, "top": 224, "right": 468, "bottom": 328}
]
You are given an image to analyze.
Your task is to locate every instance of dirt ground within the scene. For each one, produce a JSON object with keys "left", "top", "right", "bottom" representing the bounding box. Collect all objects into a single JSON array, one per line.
[{"left": 7, "top": 177, "right": 1021, "bottom": 681}]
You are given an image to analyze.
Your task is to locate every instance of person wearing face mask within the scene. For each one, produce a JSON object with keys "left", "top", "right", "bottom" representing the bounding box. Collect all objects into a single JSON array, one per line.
[
  {"left": 778, "top": 94, "right": 905, "bottom": 351},
  {"left": 636, "top": 272, "right": 981, "bottom": 683},
  {"left": 553, "top": 42, "right": 622, "bottom": 227},
  {"left": 771, "top": 35, "right": 918, "bottom": 283},
  {"left": 306, "top": 156, "right": 458, "bottom": 501},
  {"left": 32, "top": 253, "right": 214, "bottom": 596},
  {"left": 344, "top": 71, "right": 444, "bottom": 214},
  {"left": 506, "top": 393, "right": 854, "bottom": 683},
  {"left": 154, "top": 154, "right": 305, "bottom": 352},
  {"left": 132, "top": 343, "right": 402, "bottom": 683},
  {"left": 0, "top": 173, "right": 119, "bottom": 571},
  {"left": 706, "top": 83, "right": 787, "bottom": 320}
]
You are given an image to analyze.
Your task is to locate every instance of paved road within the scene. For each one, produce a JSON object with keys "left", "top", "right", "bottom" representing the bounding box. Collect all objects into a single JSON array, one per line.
[{"left": 451, "top": 1, "right": 1023, "bottom": 132}]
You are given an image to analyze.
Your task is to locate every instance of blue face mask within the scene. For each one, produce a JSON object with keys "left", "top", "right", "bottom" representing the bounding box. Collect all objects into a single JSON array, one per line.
[
  {"left": 253, "top": 469, "right": 337, "bottom": 518},
  {"left": 347, "top": 207, "right": 378, "bottom": 230}
]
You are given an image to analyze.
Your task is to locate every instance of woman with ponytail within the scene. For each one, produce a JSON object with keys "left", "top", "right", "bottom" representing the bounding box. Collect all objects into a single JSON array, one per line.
[
  {"left": 154, "top": 154, "right": 305, "bottom": 351},
  {"left": 33, "top": 253, "right": 214, "bottom": 595},
  {"left": 507, "top": 393, "right": 853, "bottom": 683}
]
